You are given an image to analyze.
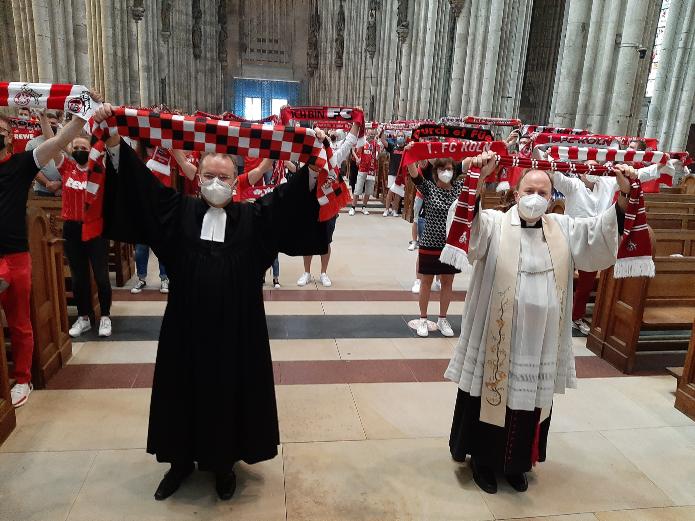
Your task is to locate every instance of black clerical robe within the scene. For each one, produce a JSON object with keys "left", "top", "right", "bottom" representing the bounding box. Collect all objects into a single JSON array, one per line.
[{"left": 103, "top": 142, "right": 328, "bottom": 471}]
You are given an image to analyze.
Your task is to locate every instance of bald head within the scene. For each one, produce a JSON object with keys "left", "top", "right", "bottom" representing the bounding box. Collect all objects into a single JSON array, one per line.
[{"left": 516, "top": 169, "right": 553, "bottom": 202}]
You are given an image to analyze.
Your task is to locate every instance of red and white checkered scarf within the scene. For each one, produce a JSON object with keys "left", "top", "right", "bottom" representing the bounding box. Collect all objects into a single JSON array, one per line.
[{"left": 82, "top": 107, "right": 339, "bottom": 240}]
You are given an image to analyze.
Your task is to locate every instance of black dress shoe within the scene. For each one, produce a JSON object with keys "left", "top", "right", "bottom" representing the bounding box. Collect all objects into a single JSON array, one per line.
[
  {"left": 505, "top": 472, "right": 528, "bottom": 492},
  {"left": 154, "top": 463, "right": 194, "bottom": 501},
  {"left": 215, "top": 470, "right": 237, "bottom": 500},
  {"left": 470, "top": 458, "right": 497, "bottom": 494}
]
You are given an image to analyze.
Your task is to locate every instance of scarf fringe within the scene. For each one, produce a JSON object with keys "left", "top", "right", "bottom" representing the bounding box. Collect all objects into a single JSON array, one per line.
[
  {"left": 613, "top": 256, "right": 655, "bottom": 279},
  {"left": 439, "top": 244, "right": 470, "bottom": 270}
]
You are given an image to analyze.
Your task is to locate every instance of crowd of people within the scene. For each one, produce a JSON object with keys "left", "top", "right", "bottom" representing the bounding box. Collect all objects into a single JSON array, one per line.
[{"left": 0, "top": 91, "right": 688, "bottom": 502}]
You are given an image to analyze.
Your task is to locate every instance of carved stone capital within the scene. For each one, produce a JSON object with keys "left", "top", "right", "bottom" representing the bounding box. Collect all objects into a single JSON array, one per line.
[
  {"left": 131, "top": 0, "right": 145, "bottom": 23},
  {"left": 449, "top": 0, "right": 465, "bottom": 18}
]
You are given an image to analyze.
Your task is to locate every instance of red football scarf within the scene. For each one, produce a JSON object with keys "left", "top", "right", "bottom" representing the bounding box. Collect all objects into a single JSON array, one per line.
[
  {"left": 522, "top": 125, "right": 589, "bottom": 135},
  {"left": 145, "top": 146, "right": 173, "bottom": 186},
  {"left": 432, "top": 144, "right": 656, "bottom": 279},
  {"left": 0, "top": 82, "right": 98, "bottom": 120},
  {"left": 280, "top": 105, "right": 366, "bottom": 144},
  {"left": 82, "top": 107, "right": 338, "bottom": 240},
  {"left": 195, "top": 110, "right": 281, "bottom": 126},
  {"left": 464, "top": 116, "right": 522, "bottom": 127}
]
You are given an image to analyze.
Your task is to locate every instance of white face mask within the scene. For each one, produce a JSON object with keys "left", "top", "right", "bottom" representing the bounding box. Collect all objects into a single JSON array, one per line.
[
  {"left": 438, "top": 169, "right": 454, "bottom": 184},
  {"left": 517, "top": 193, "right": 549, "bottom": 221},
  {"left": 200, "top": 177, "right": 233, "bottom": 207}
]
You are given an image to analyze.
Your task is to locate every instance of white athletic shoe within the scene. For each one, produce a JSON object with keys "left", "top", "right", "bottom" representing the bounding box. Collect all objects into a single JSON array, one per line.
[
  {"left": 573, "top": 319, "right": 590, "bottom": 335},
  {"left": 362, "top": 207, "right": 370, "bottom": 215},
  {"left": 383, "top": 209, "right": 389, "bottom": 217},
  {"left": 348, "top": 207, "right": 355, "bottom": 216},
  {"left": 160, "top": 278, "right": 169, "bottom": 294},
  {"left": 11, "top": 382, "right": 33, "bottom": 408},
  {"left": 408, "top": 240, "right": 418, "bottom": 251},
  {"left": 98, "top": 316, "right": 112, "bottom": 337},
  {"left": 320, "top": 273, "right": 332, "bottom": 287},
  {"left": 416, "top": 318, "right": 429, "bottom": 337},
  {"left": 432, "top": 279, "right": 442, "bottom": 292},
  {"left": 69, "top": 316, "right": 91, "bottom": 338},
  {"left": 411, "top": 279, "right": 421, "bottom": 294},
  {"left": 297, "top": 272, "right": 312, "bottom": 286},
  {"left": 437, "top": 317, "right": 455, "bottom": 337},
  {"left": 130, "top": 279, "right": 146, "bottom": 294}
]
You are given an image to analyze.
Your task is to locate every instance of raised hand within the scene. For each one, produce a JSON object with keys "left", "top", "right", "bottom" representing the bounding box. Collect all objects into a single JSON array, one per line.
[{"left": 614, "top": 164, "right": 637, "bottom": 194}]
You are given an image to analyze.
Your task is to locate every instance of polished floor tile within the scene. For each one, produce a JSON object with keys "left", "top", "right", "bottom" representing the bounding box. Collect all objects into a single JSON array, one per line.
[
  {"left": 479, "top": 430, "right": 673, "bottom": 519},
  {"left": 321, "top": 300, "right": 465, "bottom": 316},
  {"left": 503, "top": 515, "right": 599, "bottom": 521},
  {"left": 264, "top": 300, "right": 325, "bottom": 315},
  {"left": 573, "top": 336, "right": 596, "bottom": 357},
  {"left": 68, "top": 340, "right": 158, "bottom": 364},
  {"left": 594, "top": 506, "right": 695, "bottom": 520},
  {"left": 601, "top": 426, "right": 695, "bottom": 505},
  {"left": 276, "top": 384, "right": 365, "bottom": 442},
  {"left": 66, "top": 448, "right": 286, "bottom": 521},
  {"left": 1, "top": 389, "right": 149, "bottom": 453},
  {"left": 283, "top": 438, "right": 494, "bottom": 521},
  {"left": 335, "top": 338, "right": 403, "bottom": 360},
  {"left": 350, "top": 382, "right": 458, "bottom": 439},
  {"left": 0, "top": 450, "right": 97, "bottom": 521},
  {"left": 270, "top": 339, "right": 341, "bottom": 361},
  {"left": 110, "top": 300, "right": 167, "bottom": 316},
  {"left": 551, "top": 376, "right": 693, "bottom": 433}
]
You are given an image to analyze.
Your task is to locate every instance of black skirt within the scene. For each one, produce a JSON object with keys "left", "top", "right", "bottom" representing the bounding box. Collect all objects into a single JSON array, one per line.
[
  {"left": 418, "top": 248, "right": 461, "bottom": 275},
  {"left": 449, "top": 389, "right": 551, "bottom": 474}
]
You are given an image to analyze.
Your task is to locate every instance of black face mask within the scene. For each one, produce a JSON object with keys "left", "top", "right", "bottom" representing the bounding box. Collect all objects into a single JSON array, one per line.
[
  {"left": 51, "top": 125, "right": 59, "bottom": 134},
  {"left": 72, "top": 150, "right": 89, "bottom": 165}
]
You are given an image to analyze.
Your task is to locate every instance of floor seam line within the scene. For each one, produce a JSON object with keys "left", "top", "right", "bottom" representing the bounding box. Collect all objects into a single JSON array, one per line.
[
  {"left": 63, "top": 450, "right": 98, "bottom": 521},
  {"left": 347, "top": 383, "right": 368, "bottom": 441}
]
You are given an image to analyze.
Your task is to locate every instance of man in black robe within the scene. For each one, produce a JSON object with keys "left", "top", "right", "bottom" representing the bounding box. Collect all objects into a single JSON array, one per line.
[{"left": 94, "top": 105, "right": 329, "bottom": 501}]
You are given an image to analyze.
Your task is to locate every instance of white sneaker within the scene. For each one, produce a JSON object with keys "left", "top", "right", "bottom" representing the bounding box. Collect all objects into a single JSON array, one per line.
[
  {"left": 389, "top": 209, "right": 395, "bottom": 216},
  {"left": 297, "top": 272, "right": 312, "bottom": 286},
  {"left": 408, "top": 240, "right": 417, "bottom": 251},
  {"left": 98, "top": 316, "right": 112, "bottom": 337},
  {"left": 348, "top": 207, "right": 355, "bottom": 216},
  {"left": 383, "top": 209, "right": 389, "bottom": 217},
  {"left": 362, "top": 207, "right": 370, "bottom": 215},
  {"left": 160, "top": 278, "right": 169, "bottom": 294},
  {"left": 69, "top": 316, "right": 91, "bottom": 338},
  {"left": 11, "top": 382, "right": 33, "bottom": 408},
  {"left": 320, "top": 273, "right": 332, "bottom": 287},
  {"left": 573, "top": 319, "right": 590, "bottom": 335},
  {"left": 432, "top": 279, "right": 442, "bottom": 292},
  {"left": 411, "top": 279, "right": 421, "bottom": 294},
  {"left": 437, "top": 317, "right": 455, "bottom": 337},
  {"left": 416, "top": 318, "right": 429, "bottom": 337},
  {"left": 130, "top": 279, "right": 146, "bottom": 294}
]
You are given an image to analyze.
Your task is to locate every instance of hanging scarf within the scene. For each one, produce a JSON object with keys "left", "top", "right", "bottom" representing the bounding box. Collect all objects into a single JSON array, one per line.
[
  {"left": 464, "top": 116, "right": 522, "bottom": 127},
  {"left": 82, "top": 107, "right": 338, "bottom": 240},
  {"left": 195, "top": 110, "right": 281, "bottom": 126},
  {"left": 279, "top": 105, "right": 366, "bottom": 144},
  {"left": 547, "top": 145, "right": 669, "bottom": 166},
  {"left": 522, "top": 125, "right": 589, "bottom": 135},
  {"left": 145, "top": 146, "right": 173, "bottom": 185},
  {"left": 410, "top": 124, "right": 494, "bottom": 142},
  {"left": 437, "top": 147, "right": 657, "bottom": 279}
]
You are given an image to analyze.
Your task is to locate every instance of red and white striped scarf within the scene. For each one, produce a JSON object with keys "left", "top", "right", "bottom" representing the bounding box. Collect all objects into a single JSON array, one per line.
[
  {"left": 82, "top": 107, "right": 339, "bottom": 240},
  {"left": 463, "top": 116, "right": 522, "bottom": 127},
  {"left": 0, "top": 82, "right": 98, "bottom": 120}
]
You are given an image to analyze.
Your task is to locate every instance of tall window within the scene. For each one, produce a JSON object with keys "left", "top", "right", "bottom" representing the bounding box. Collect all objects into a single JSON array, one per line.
[
  {"left": 271, "top": 98, "right": 289, "bottom": 116},
  {"left": 244, "top": 97, "right": 262, "bottom": 120}
]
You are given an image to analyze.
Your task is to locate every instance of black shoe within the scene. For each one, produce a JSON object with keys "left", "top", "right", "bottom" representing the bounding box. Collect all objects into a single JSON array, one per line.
[
  {"left": 215, "top": 470, "right": 237, "bottom": 500},
  {"left": 505, "top": 472, "right": 528, "bottom": 492},
  {"left": 154, "top": 463, "right": 194, "bottom": 501},
  {"left": 470, "top": 458, "right": 497, "bottom": 494}
]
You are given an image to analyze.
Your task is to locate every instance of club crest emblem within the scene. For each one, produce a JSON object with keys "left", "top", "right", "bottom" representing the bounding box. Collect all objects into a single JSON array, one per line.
[
  {"left": 67, "top": 91, "right": 92, "bottom": 116},
  {"left": 458, "top": 231, "right": 468, "bottom": 244},
  {"left": 626, "top": 240, "right": 637, "bottom": 252},
  {"left": 14, "top": 84, "right": 42, "bottom": 106}
]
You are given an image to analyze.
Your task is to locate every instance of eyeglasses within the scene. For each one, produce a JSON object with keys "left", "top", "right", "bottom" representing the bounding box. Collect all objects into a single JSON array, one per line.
[{"left": 200, "top": 173, "right": 235, "bottom": 184}]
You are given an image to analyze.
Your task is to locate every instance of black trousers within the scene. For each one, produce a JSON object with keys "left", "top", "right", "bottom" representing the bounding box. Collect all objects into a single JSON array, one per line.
[{"left": 63, "top": 220, "right": 112, "bottom": 318}]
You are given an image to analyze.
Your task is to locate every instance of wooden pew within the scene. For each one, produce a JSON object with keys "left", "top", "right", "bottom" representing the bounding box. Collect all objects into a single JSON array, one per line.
[
  {"left": 648, "top": 213, "right": 695, "bottom": 257},
  {"left": 675, "top": 320, "right": 695, "bottom": 421},
  {"left": 587, "top": 256, "right": 695, "bottom": 373},
  {"left": 401, "top": 177, "right": 416, "bottom": 223},
  {"left": 26, "top": 207, "right": 73, "bottom": 388},
  {"left": 0, "top": 317, "right": 16, "bottom": 447}
]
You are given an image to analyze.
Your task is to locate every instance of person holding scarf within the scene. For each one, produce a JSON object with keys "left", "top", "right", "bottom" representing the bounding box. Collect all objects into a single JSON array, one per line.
[
  {"left": 92, "top": 103, "right": 330, "bottom": 502},
  {"left": 445, "top": 151, "right": 635, "bottom": 495}
]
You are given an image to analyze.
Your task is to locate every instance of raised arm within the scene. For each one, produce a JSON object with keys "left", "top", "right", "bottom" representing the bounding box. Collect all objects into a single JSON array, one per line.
[
  {"left": 170, "top": 149, "right": 198, "bottom": 181},
  {"left": 34, "top": 113, "right": 85, "bottom": 168},
  {"left": 247, "top": 158, "right": 272, "bottom": 185},
  {"left": 404, "top": 142, "right": 420, "bottom": 178}
]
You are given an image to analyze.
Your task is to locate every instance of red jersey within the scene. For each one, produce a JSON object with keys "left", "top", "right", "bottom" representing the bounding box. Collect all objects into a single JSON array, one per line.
[
  {"left": 58, "top": 157, "right": 88, "bottom": 221},
  {"left": 243, "top": 156, "right": 263, "bottom": 174},
  {"left": 357, "top": 140, "right": 380, "bottom": 174},
  {"left": 233, "top": 173, "right": 274, "bottom": 202},
  {"left": 179, "top": 151, "right": 201, "bottom": 196}
]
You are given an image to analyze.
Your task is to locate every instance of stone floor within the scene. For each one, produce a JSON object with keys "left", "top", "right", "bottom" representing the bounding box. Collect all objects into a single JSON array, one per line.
[{"left": 1, "top": 206, "right": 694, "bottom": 520}]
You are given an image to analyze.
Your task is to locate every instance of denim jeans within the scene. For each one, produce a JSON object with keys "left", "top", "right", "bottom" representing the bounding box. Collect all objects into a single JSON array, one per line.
[
  {"left": 271, "top": 257, "right": 280, "bottom": 278},
  {"left": 135, "top": 244, "right": 167, "bottom": 279}
]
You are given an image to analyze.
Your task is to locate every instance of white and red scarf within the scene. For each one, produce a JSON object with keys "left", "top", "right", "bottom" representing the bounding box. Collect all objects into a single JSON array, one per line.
[
  {"left": 82, "top": 107, "right": 338, "bottom": 240},
  {"left": 145, "top": 146, "right": 173, "bottom": 185},
  {"left": 463, "top": 116, "right": 522, "bottom": 127}
]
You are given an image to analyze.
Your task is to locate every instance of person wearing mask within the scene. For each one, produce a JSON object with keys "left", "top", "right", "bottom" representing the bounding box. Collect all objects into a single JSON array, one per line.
[
  {"left": 406, "top": 150, "right": 465, "bottom": 338},
  {"left": 446, "top": 152, "right": 634, "bottom": 495},
  {"left": 0, "top": 109, "right": 91, "bottom": 407},
  {"left": 93, "top": 103, "right": 331, "bottom": 501},
  {"left": 54, "top": 134, "right": 113, "bottom": 338},
  {"left": 25, "top": 110, "right": 63, "bottom": 197},
  {"left": 349, "top": 128, "right": 382, "bottom": 216}
]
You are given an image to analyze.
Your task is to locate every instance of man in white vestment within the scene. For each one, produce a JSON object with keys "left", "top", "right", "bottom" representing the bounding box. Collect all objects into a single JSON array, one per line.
[{"left": 445, "top": 151, "right": 637, "bottom": 494}]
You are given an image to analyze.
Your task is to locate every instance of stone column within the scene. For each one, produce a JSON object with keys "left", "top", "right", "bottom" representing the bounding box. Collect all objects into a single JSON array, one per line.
[
  {"left": 401, "top": 0, "right": 420, "bottom": 117},
  {"left": 478, "top": 0, "right": 503, "bottom": 116},
  {"left": 467, "top": 0, "right": 490, "bottom": 115},
  {"left": 392, "top": 0, "right": 410, "bottom": 119},
  {"left": 573, "top": 0, "right": 604, "bottom": 129},
  {"left": 30, "top": 0, "right": 54, "bottom": 82},
  {"left": 448, "top": 0, "right": 471, "bottom": 116},
  {"left": 62, "top": 0, "right": 76, "bottom": 81},
  {"left": 416, "top": 0, "right": 438, "bottom": 117},
  {"left": 605, "top": 0, "right": 650, "bottom": 135},
  {"left": 645, "top": 0, "right": 684, "bottom": 138},
  {"left": 49, "top": 0, "right": 69, "bottom": 82},
  {"left": 459, "top": 0, "right": 480, "bottom": 116},
  {"left": 551, "top": 0, "right": 591, "bottom": 127},
  {"left": 10, "top": 0, "right": 27, "bottom": 80},
  {"left": 134, "top": 1, "right": 150, "bottom": 105},
  {"left": 670, "top": 32, "right": 695, "bottom": 150}
]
